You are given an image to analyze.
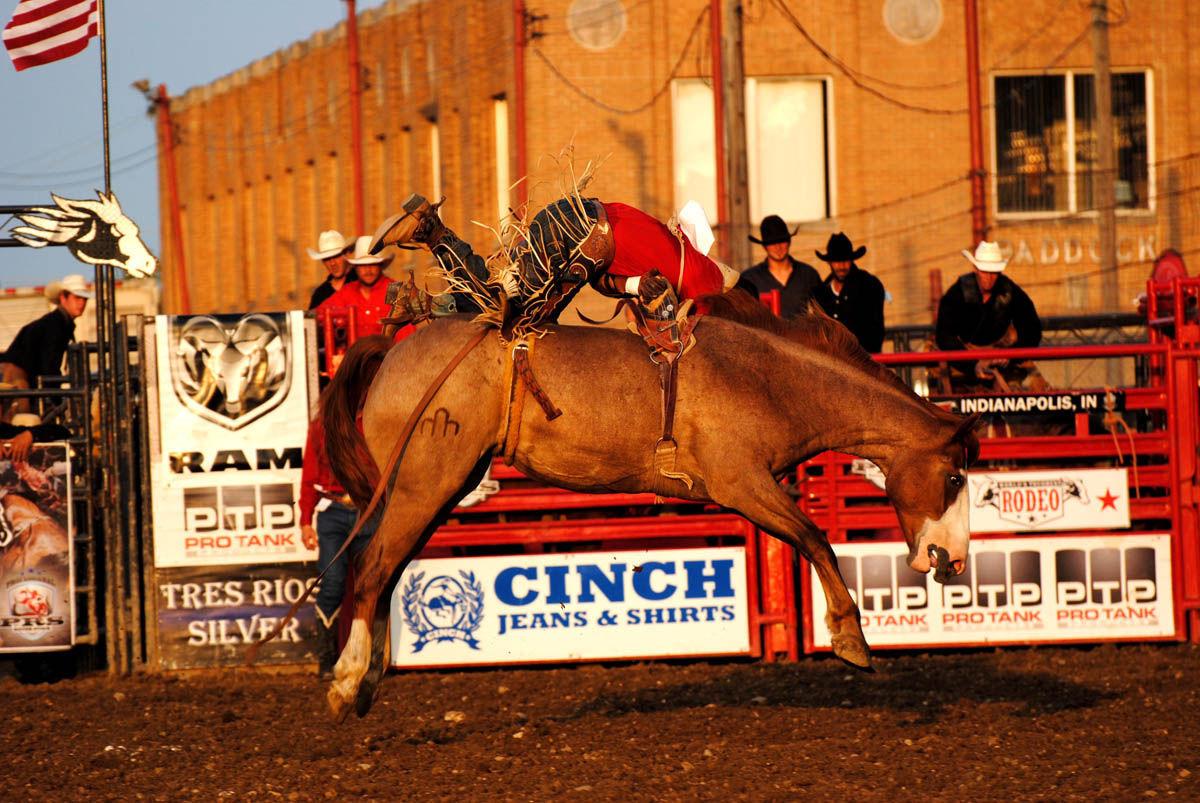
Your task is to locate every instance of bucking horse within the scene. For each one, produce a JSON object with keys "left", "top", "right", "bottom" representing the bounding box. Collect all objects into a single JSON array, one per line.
[{"left": 314, "top": 291, "right": 979, "bottom": 721}]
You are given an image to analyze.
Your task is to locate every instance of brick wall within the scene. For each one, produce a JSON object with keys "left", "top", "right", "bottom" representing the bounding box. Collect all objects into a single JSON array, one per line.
[{"left": 158, "top": 0, "right": 1200, "bottom": 326}]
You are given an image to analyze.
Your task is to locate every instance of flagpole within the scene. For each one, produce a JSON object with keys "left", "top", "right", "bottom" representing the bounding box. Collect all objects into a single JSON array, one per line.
[
  {"left": 97, "top": 0, "right": 110, "bottom": 191},
  {"left": 95, "top": 0, "right": 125, "bottom": 674}
]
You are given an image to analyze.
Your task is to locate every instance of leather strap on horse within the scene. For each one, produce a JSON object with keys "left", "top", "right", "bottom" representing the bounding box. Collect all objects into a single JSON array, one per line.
[
  {"left": 245, "top": 326, "right": 491, "bottom": 665},
  {"left": 497, "top": 334, "right": 562, "bottom": 465}
]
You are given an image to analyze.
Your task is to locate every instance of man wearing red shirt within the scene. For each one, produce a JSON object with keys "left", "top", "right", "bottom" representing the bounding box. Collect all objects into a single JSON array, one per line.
[
  {"left": 318, "top": 236, "right": 395, "bottom": 338},
  {"left": 298, "top": 414, "right": 377, "bottom": 679},
  {"left": 371, "top": 194, "right": 728, "bottom": 326}
]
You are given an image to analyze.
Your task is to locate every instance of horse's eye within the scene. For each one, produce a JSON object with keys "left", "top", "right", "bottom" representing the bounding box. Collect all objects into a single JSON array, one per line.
[{"left": 947, "top": 474, "right": 964, "bottom": 490}]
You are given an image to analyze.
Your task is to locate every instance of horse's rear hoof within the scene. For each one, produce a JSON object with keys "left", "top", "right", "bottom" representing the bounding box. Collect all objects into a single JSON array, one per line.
[
  {"left": 355, "top": 681, "right": 379, "bottom": 719},
  {"left": 831, "top": 634, "right": 875, "bottom": 673},
  {"left": 327, "top": 685, "right": 354, "bottom": 724}
]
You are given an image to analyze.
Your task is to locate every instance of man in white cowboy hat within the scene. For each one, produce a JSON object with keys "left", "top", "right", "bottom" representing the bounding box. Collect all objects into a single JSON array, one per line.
[
  {"left": 935, "top": 241, "right": 1043, "bottom": 390},
  {"left": 735, "top": 214, "right": 821, "bottom": 318},
  {"left": 306, "top": 229, "right": 357, "bottom": 310},
  {"left": 0, "top": 274, "right": 93, "bottom": 417},
  {"left": 317, "top": 235, "right": 396, "bottom": 338}
]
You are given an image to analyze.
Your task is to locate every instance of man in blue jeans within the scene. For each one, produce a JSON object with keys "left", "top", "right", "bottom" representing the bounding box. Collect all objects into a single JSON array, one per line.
[{"left": 298, "top": 415, "right": 378, "bottom": 679}]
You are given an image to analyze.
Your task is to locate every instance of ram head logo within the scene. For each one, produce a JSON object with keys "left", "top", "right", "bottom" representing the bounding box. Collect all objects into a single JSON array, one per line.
[
  {"left": 171, "top": 314, "right": 291, "bottom": 430},
  {"left": 11, "top": 191, "right": 157, "bottom": 278}
]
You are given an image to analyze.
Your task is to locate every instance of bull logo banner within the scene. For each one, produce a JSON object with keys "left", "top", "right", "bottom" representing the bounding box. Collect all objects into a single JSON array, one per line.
[
  {"left": 968, "top": 468, "right": 1130, "bottom": 533},
  {"left": 0, "top": 444, "right": 74, "bottom": 652},
  {"left": 169, "top": 313, "right": 292, "bottom": 431},
  {"left": 149, "top": 311, "right": 314, "bottom": 568}
]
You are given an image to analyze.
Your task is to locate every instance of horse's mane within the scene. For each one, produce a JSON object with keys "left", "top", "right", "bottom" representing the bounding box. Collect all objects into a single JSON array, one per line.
[{"left": 702, "top": 289, "right": 942, "bottom": 408}]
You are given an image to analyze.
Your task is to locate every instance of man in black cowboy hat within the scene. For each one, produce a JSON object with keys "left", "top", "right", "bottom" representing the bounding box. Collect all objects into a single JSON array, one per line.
[
  {"left": 813, "top": 232, "right": 886, "bottom": 352},
  {"left": 735, "top": 215, "right": 821, "bottom": 319}
]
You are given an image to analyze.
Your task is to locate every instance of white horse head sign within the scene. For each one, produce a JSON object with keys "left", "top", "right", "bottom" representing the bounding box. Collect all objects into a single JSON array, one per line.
[{"left": 11, "top": 191, "right": 157, "bottom": 278}]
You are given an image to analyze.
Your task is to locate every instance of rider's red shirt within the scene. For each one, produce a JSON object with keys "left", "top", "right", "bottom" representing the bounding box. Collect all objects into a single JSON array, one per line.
[
  {"left": 318, "top": 278, "right": 394, "bottom": 337},
  {"left": 601, "top": 202, "right": 724, "bottom": 301}
]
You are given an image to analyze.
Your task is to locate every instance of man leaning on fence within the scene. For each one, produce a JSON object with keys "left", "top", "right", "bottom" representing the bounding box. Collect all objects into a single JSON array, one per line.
[
  {"left": 934, "top": 241, "right": 1044, "bottom": 393},
  {"left": 0, "top": 274, "right": 91, "bottom": 420}
]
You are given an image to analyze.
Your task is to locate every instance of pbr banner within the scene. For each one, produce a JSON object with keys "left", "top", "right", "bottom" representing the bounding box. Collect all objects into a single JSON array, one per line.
[
  {"left": 154, "top": 563, "right": 317, "bottom": 669},
  {"left": 389, "top": 547, "right": 751, "bottom": 667},
  {"left": 969, "top": 468, "right": 1130, "bottom": 533},
  {"left": 0, "top": 444, "right": 73, "bottom": 652},
  {"left": 808, "top": 535, "right": 1175, "bottom": 650},
  {"left": 149, "top": 311, "right": 314, "bottom": 568}
]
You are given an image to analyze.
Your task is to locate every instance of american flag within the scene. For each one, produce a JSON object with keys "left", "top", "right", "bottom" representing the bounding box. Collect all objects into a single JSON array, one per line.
[{"left": 4, "top": 0, "right": 98, "bottom": 72}]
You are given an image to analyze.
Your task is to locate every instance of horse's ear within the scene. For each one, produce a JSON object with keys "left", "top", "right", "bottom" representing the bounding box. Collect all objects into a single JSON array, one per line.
[{"left": 952, "top": 412, "right": 982, "bottom": 465}]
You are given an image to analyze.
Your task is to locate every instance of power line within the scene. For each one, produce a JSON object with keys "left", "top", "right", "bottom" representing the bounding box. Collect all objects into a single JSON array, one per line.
[{"left": 533, "top": 7, "right": 710, "bottom": 116}]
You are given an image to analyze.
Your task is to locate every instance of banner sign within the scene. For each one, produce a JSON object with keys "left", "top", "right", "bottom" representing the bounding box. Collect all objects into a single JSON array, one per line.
[
  {"left": 808, "top": 535, "right": 1175, "bottom": 649},
  {"left": 968, "top": 468, "right": 1130, "bottom": 533},
  {"left": 0, "top": 444, "right": 73, "bottom": 652},
  {"left": 934, "top": 390, "right": 1124, "bottom": 416},
  {"left": 150, "top": 311, "right": 314, "bottom": 567},
  {"left": 154, "top": 563, "right": 317, "bottom": 669},
  {"left": 389, "top": 547, "right": 751, "bottom": 667}
]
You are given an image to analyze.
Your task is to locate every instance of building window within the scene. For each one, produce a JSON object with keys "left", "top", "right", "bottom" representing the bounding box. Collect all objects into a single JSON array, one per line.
[
  {"left": 746, "top": 77, "right": 831, "bottom": 224},
  {"left": 493, "top": 97, "right": 510, "bottom": 224},
  {"left": 671, "top": 76, "right": 832, "bottom": 226},
  {"left": 993, "top": 70, "right": 1150, "bottom": 216}
]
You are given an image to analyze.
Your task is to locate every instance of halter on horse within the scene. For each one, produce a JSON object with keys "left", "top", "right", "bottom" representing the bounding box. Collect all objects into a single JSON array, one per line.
[{"left": 314, "top": 292, "right": 979, "bottom": 722}]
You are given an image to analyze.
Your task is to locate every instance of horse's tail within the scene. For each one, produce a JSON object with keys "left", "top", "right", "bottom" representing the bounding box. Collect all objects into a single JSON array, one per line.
[{"left": 320, "top": 334, "right": 392, "bottom": 510}]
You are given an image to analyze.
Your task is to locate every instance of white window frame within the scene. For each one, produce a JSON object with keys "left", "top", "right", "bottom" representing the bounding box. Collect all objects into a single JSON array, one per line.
[
  {"left": 493, "top": 97, "right": 510, "bottom": 224},
  {"left": 990, "top": 68, "right": 1155, "bottom": 220},
  {"left": 745, "top": 75, "right": 834, "bottom": 225}
]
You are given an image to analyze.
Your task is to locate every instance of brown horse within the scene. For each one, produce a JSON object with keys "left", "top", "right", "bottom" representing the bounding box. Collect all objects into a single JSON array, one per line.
[{"left": 321, "top": 294, "right": 979, "bottom": 720}]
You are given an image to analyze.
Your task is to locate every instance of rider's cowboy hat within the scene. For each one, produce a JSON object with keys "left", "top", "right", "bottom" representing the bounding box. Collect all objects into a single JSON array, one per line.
[
  {"left": 748, "top": 215, "right": 800, "bottom": 246},
  {"left": 306, "top": 230, "right": 352, "bottom": 261},
  {"left": 346, "top": 235, "right": 392, "bottom": 266},
  {"left": 44, "top": 273, "right": 93, "bottom": 301},
  {"left": 962, "top": 241, "right": 1009, "bottom": 273},
  {"left": 815, "top": 232, "right": 867, "bottom": 263}
]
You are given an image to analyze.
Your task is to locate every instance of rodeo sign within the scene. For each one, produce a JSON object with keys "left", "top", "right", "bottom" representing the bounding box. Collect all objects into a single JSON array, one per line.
[
  {"left": 968, "top": 468, "right": 1131, "bottom": 533},
  {"left": 389, "top": 547, "right": 752, "bottom": 667}
]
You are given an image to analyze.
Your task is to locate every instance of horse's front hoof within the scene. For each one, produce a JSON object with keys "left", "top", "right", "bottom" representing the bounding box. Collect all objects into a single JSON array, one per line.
[
  {"left": 355, "top": 681, "right": 379, "bottom": 719},
  {"left": 327, "top": 684, "right": 355, "bottom": 724},
  {"left": 831, "top": 634, "right": 875, "bottom": 673}
]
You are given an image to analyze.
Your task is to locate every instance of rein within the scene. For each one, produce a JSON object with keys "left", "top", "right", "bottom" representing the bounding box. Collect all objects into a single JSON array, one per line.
[{"left": 246, "top": 326, "right": 491, "bottom": 665}]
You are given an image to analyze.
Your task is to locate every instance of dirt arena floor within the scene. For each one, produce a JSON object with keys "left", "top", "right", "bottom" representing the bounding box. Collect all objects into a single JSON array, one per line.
[{"left": 2, "top": 643, "right": 1198, "bottom": 801}]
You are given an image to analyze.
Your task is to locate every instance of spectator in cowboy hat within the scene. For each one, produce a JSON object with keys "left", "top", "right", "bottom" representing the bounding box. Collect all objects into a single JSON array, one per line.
[
  {"left": 318, "top": 236, "right": 396, "bottom": 338},
  {"left": 306, "top": 230, "right": 357, "bottom": 310},
  {"left": 935, "top": 241, "right": 1043, "bottom": 391},
  {"left": 735, "top": 214, "right": 821, "bottom": 318},
  {"left": 813, "top": 232, "right": 886, "bottom": 353},
  {"left": 0, "top": 274, "right": 92, "bottom": 418}
]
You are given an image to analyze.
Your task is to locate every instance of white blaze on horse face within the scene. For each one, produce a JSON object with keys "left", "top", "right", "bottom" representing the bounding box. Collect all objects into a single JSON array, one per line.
[{"left": 909, "top": 476, "right": 970, "bottom": 574}]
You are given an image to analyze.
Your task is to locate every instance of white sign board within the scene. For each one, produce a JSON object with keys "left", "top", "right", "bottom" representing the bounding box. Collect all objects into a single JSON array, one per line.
[
  {"left": 968, "top": 468, "right": 1130, "bottom": 533},
  {"left": 390, "top": 547, "right": 751, "bottom": 667},
  {"left": 809, "top": 535, "right": 1175, "bottom": 648},
  {"left": 150, "top": 312, "right": 314, "bottom": 568}
]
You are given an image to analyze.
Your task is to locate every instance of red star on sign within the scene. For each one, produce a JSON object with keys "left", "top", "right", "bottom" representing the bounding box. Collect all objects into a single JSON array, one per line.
[{"left": 1098, "top": 488, "right": 1119, "bottom": 510}]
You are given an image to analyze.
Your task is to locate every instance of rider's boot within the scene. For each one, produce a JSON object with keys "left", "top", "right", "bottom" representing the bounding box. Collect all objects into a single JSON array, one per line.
[
  {"left": 368, "top": 193, "right": 446, "bottom": 255},
  {"left": 315, "top": 614, "right": 338, "bottom": 681}
]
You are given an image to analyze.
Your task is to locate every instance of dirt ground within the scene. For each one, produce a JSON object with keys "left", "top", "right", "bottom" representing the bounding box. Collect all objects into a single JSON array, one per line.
[{"left": 2, "top": 643, "right": 1198, "bottom": 801}]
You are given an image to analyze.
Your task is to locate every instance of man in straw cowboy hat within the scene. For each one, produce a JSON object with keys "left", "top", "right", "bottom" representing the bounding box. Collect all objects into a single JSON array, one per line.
[
  {"left": 935, "top": 240, "right": 1043, "bottom": 391},
  {"left": 813, "top": 232, "right": 886, "bottom": 353},
  {"left": 0, "top": 274, "right": 92, "bottom": 420},
  {"left": 318, "top": 236, "right": 397, "bottom": 338},
  {"left": 735, "top": 215, "right": 821, "bottom": 319},
  {"left": 306, "top": 230, "right": 357, "bottom": 310}
]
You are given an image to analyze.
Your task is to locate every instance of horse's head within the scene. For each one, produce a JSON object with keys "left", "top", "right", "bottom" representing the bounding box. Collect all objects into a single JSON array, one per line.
[
  {"left": 12, "top": 191, "right": 157, "bottom": 278},
  {"left": 884, "top": 413, "right": 980, "bottom": 583}
]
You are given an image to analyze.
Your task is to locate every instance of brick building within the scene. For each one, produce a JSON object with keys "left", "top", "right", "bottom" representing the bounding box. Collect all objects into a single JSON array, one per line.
[{"left": 158, "top": 0, "right": 1200, "bottom": 325}]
